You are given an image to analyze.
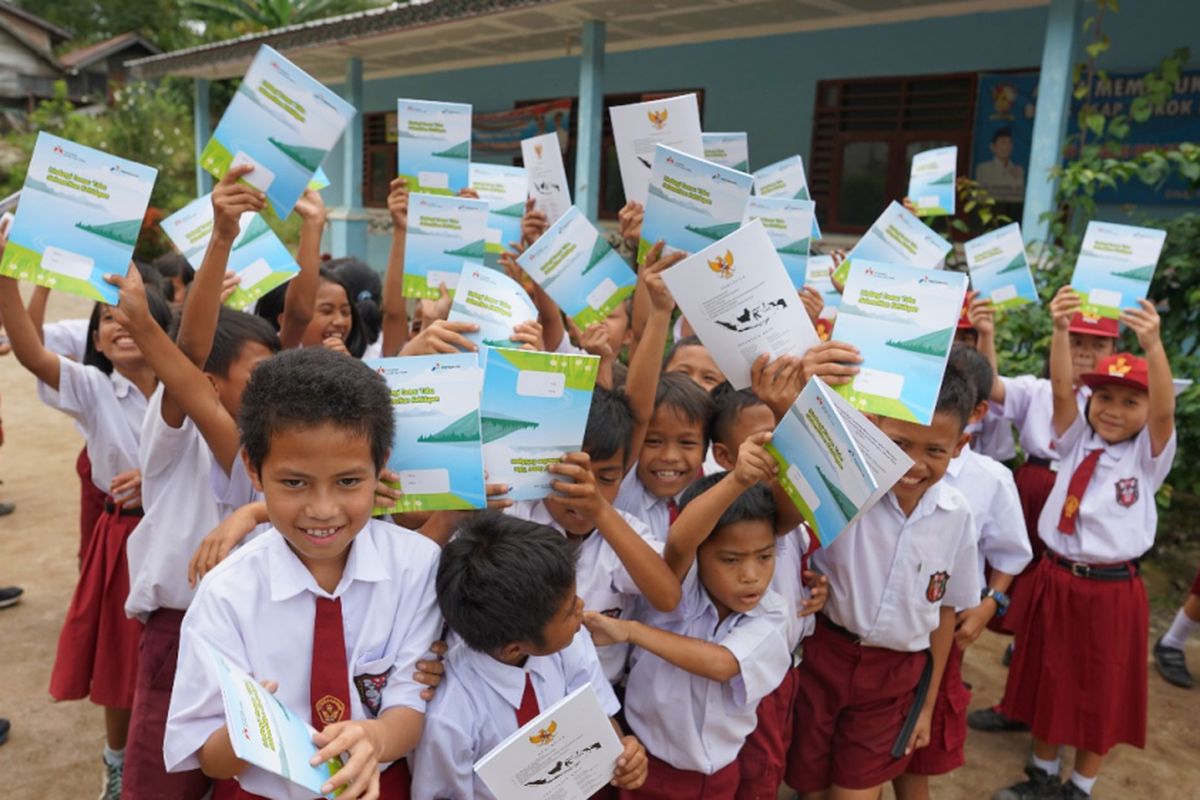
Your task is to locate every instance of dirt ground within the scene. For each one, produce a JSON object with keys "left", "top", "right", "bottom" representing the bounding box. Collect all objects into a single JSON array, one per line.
[{"left": 1, "top": 291, "right": 1198, "bottom": 798}]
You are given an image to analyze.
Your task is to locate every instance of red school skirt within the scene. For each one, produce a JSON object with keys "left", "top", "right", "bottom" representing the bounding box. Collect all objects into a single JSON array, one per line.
[
  {"left": 1005, "top": 555, "right": 1148, "bottom": 755},
  {"left": 988, "top": 460, "right": 1058, "bottom": 635},
  {"left": 904, "top": 640, "right": 969, "bottom": 776},
  {"left": 49, "top": 503, "right": 144, "bottom": 708},
  {"left": 212, "top": 759, "right": 411, "bottom": 799},
  {"left": 77, "top": 447, "right": 109, "bottom": 565}
]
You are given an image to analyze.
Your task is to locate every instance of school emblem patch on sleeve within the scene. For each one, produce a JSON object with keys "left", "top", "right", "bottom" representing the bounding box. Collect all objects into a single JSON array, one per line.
[
  {"left": 354, "top": 670, "right": 391, "bottom": 718},
  {"left": 1115, "top": 477, "right": 1139, "bottom": 508},
  {"left": 926, "top": 571, "right": 950, "bottom": 603}
]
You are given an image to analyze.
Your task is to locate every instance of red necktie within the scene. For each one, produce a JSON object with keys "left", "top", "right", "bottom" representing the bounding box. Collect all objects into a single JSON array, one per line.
[
  {"left": 668, "top": 499, "right": 680, "bottom": 525},
  {"left": 515, "top": 672, "right": 540, "bottom": 727},
  {"left": 311, "top": 597, "right": 351, "bottom": 730},
  {"left": 1057, "top": 449, "right": 1103, "bottom": 535}
]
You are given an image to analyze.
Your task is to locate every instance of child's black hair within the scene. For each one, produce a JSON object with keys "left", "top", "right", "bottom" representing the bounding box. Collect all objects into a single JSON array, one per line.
[
  {"left": 948, "top": 343, "right": 993, "bottom": 407},
  {"left": 679, "top": 471, "right": 777, "bottom": 540},
  {"left": 653, "top": 371, "right": 715, "bottom": 446},
  {"left": 253, "top": 266, "right": 367, "bottom": 358},
  {"left": 202, "top": 308, "right": 281, "bottom": 378},
  {"left": 331, "top": 258, "right": 382, "bottom": 348},
  {"left": 935, "top": 362, "right": 977, "bottom": 430},
  {"left": 710, "top": 384, "right": 766, "bottom": 449},
  {"left": 437, "top": 513, "right": 578, "bottom": 654},
  {"left": 153, "top": 253, "right": 194, "bottom": 302},
  {"left": 662, "top": 334, "right": 704, "bottom": 367},
  {"left": 238, "top": 348, "right": 393, "bottom": 473},
  {"left": 583, "top": 386, "right": 634, "bottom": 464},
  {"left": 83, "top": 279, "right": 173, "bottom": 375}
]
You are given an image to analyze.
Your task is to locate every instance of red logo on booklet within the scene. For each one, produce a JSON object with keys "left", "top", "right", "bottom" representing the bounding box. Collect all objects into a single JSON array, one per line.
[
  {"left": 1115, "top": 477, "right": 1139, "bottom": 508},
  {"left": 925, "top": 571, "right": 950, "bottom": 603}
]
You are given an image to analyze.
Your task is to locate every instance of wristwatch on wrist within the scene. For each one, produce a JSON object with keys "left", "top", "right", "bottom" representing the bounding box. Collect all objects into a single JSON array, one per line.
[{"left": 982, "top": 587, "right": 1010, "bottom": 617}]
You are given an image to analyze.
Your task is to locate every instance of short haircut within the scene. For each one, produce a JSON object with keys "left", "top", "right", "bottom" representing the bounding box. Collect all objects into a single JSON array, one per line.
[
  {"left": 238, "top": 348, "right": 393, "bottom": 473},
  {"left": 438, "top": 513, "right": 578, "bottom": 654},
  {"left": 948, "top": 344, "right": 993, "bottom": 407},
  {"left": 663, "top": 334, "right": 704, "bottom": 367},
  {"left": 935, "top": 362, "right": 977, "bottom": 429},
  {"left": 153, "top": 253, "right": 194, "bottom": 301},
  {"left": 654, "top": 371, "right": 715, "bottom": 445},
  {"left": 331, "top": 258, "right": 382, "bottom": 347},
  {"left": 202, "top": 307, "right": 281, "bottom": 378},
  {"left": 991, "top": 126, "right": 1013, "bottom": 144},
  {"left": 680, "top": 471, "right": 777, "bottom": 539},
  {"left": 583, "top": 386, "right": 634, "bottom": 464},
  {"left": 84, "top": 282, "right": 173, "bottom": 375},
  {"left": 710, "top": 384, "right": 766, "bottom": 448}
]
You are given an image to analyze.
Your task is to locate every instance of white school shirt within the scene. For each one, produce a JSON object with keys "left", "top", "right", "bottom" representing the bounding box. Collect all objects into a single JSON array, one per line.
[
  {"left": 125, "top": 386, "right": 223, "bottom": 619},
  {"left": 1036, "top": 415, "right": 1176, "bottom": 564},
  {"left": 42, "top": 318, "right": 90, "bottom": 362},
  {"left": 410, "top": 630, "right": 619, "bottom": 800},
  {"left": 771, "top": 526, "right": 817, "bottom": 652},
  {"left": 505, "top": 499, "right": 663, "bottom": 682},
  {"left": 623, "top": 566, "right": 791, "bottom": 775},
  {"left": 165, "top": 519, "right": 443, "bottom": 800},
  {"left": 37, "top": 355, "right": 148, "bottom": 494},
  {"left": 943, "top": 445, "right": 1033, "bottom": 593},
  {"left": 614, "top": 467, "right": 680, "bottom": 543},
  {"left": 973, "top": 405, "right": 1017, "bottom": 463},
  {"left": 209, "top": 449, "right": 262, "bottom": 510},
  {"left": 997, "top": 375, "right": 1089, "bottom": 463},
  {"left": 811, "top": 482, "right": 980, "bottom": 652}
]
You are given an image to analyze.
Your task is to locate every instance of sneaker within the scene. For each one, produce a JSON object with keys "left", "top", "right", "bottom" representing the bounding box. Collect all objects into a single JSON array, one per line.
[
  {"left": 0, "top": 586, "right": 22, "bottom": 609},
  {"left": 968, "top": 705, "right": 1029, "bottom": 732},
  {"left": 0, "top": 718, "right": 9, "bottom": 746},
  {"left": 1060, "top": 780, "right": 1089, "bottom": 798},
  {"left": 992, "top": 765, "right": 1062, "bottom": 800},
  {"left": 1003, "top": 641, "right": 1014, "bottom": 666},
  {"left": 0, "top": 501, "right": 13, "bottom": 517},
  {"left": 1154, "top": 636, "right": 1194, "bottom": 689},
  {"left": 99, "top": 756, "right": 122, "bottom": 800}
]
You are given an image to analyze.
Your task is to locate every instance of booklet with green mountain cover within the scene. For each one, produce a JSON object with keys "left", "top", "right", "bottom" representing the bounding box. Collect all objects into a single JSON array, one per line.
[
  {"left": 702, "top": 132, "right": 749, "bottom": 172},
  {"left": 832, "top": 201, "right": 951, "bottom": 286},
  {"left": 752, "top": 155, "right": 821, "bottom": 239},
  {"left": 403, "top": 193, "right": 490, "bottom": 299},
  {"left": 831, "top": 260, "right": 968, "bottom": 425},
  {"left": 516, "top": 206, "right": 637, "bottom": 330},
  {"left": 366, "top": 353, "right": 486, "bottom": 513},
  {"left": 638, "top": 144, "right": 753, "bottom": 264},
  {"left": 767, "top": 377, "right": 913, "bottom": 547},
  {"left": 908, "top": 146, "right": 958, "bottom": 217},
  {"left": 161, "top": 194, "right": 299, "bottom": 311},
  {"left": 964, "top": 222, "right": 1038, "bottom": 311},
  {"left": 1069, "top": 220, "right": 1166, "bottom": 320},
  {"left": 469, "top": 162, "right": 527, "bottom": 268},
  {"left": 481, "top": 347, "right": 600, "bottom": 501},
  {"left": 741, "top": 196, "right": 815, "bottom": 288},
  {"left": 610, "top": 93, "right": 703, "bottom": 205},
  {"left": 396, "top": 99, "right": 471, "bottom": 196},
  {"left": 0, "top": 132, "right": 156, "bottom": 304},
  {"left": 447, "top": 263, "right": 538, "bottom": 350},
  {"left": 200, "top": 45, "right": 355, "bottom": 219}
]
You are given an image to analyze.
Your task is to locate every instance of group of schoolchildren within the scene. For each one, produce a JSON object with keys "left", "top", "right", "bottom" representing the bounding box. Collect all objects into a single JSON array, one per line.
[{"left": 0, "top": 158, "right": 1180, "bottom": 800}]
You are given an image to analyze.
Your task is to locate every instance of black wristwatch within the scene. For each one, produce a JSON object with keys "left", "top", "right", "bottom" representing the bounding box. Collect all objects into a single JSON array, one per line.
[{"left": 982, "top": 587, "right": 1010, "bottom": 617}]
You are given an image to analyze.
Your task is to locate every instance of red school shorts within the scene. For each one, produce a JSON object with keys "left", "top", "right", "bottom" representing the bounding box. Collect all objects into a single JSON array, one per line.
[
  {"left": 620, "top": 753, "right": 739, "bottom": 800},
  {"left": 785, "top": 618, "right": 927, "bottom": 793},
  {"left": 904, "top": 639, "right": 969, "bottom": 775},
  {"left": 735, "top": 665, "right": 800, "bottom": 800}
]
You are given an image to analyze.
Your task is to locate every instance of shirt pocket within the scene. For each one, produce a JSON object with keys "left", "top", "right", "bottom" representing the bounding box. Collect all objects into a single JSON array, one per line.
[{"left": 352, "top": 656, "right": 395, "bottom": 719}]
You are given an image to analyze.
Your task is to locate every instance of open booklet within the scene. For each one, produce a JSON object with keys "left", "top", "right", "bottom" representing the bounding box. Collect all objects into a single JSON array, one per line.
[
  {"left": 832, "top": 200, "right": 951, "bottom": 286},
  {"left": 403, "top": 193, "right": 489, "bottom": 299},
  {"left": 475, "top": 684, "right": 622, "bottom": 800},
  {"left": 161, "top": 194, "right": 300, "bottom": 310},
  {"left": 470, "top": 163, "right": 527, "bottom": 269},
  {"left": 396, "top": 99, "right": 471, "bottom": 196},
  {"left": 516, "top": 205, "right": 636, "bottom": 330},
  {"left": 609, "top": 93, "right": 703, "bottom": 205},
  {"left": 521, "top": 132, "right": 572, "bottom": 224},
  {"left": 202, "top": 640, "right": 343, "bottom": 798},
  {"left": 767, "top": 377, "right": 913, "bottom": 547},
  {"left": 367, "top": 353, "right": 487, "bottom": 513},
  {"left": 1069, "top": 220, "right": 1167, "bottom": 320},
  {"left": 742, "top": 196, "right": 816, "bottom": 289},
  {"left": 702, "top": 132, "right": 749, "bottom": 171},
  {"left": 660, "top": 219, "right": 819, "bottom": 390},
  {"left": 908, "top": 146, "right": 958, "bottom": 217},
  {"left": 964, "top": 222, "right": 1039, "bottom": 311},
  {"left": 447, "top": 264, "right": 538, "bottom": 350},
  {"left": 752, "top": 155, "right": 821, "bottom": 239},
  {"left": 831, "top": 260, "right": 968, "bottom": 425},
  {"left": 481, "top": 347, "right": 600, "bottom": 501},
  {"left": 200, "top": 45, "right": 355, "bottom": 219}
]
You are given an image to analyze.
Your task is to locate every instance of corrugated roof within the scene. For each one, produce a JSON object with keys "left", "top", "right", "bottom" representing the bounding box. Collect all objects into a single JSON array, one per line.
[
  {"left": 0, "top": 0, "right": 71, "bottom": 41},
  {"left": 61, "top": 31, "right": 160, "bottom": 69}
]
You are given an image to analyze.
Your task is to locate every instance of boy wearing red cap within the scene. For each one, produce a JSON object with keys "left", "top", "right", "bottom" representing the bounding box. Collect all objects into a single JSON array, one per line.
[{"left": 993, "top": 287, "right": 1175, "bottom": 800}]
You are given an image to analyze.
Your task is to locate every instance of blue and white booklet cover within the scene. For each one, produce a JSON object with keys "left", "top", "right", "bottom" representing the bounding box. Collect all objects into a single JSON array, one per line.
[
  {"left": 521, "top": 132, "right": 572, "bottom": 224},
  {"left": 366, "top": 353, "right": 486, "bottom": 513},
  {"left": 1070, "top": 220, "right": 1166, "bottom": 320},
  {"left": 661, "top": 220, "right": 819, "bottom": 390},
  {"left": 396, "top": 99, "right": 471, "bottom": 196},
  {"left": 964, "top": 222, "right": 1038, "bottom": 311},
  {"left": 703, "top": 132, "right": 749, "bottom": 171},
  {"left": 742, "top": 196, "right": 815, "bottom": 288},
  {"left": 806, "top": 254, "right": 841, "bottom": 311},
  {"left": 470, "top": 162, "right": 527, "bottom": 268},
  {"left": 751, "top": 155, "right": 821, "bottom": 239},
  {"left": 200, "top": 45, "right": 355, "bottom": 219},
  {"left": 831, "top": 260, "right": 968, "bottom": 425},
  {"left": 202, "top": 640, "right": 343, "bottom": 798},
  {"left": 516, "top": 206, "right": 637, "bottom": 330},
  {"left": 609, "top": 93, "right": 704, "bottom": 204},
  {"left": 0, "top": 132, "right": 156, "bottom": 304},
  {"left": 766, "top": 377, "right": 912, "bottom": 548},
  {"left": 832, "top": 200, "right": 952, "bottom": 286},
  {"left": 638, "top": 144, "right": 753, "bottom": 264},
  {"left": 907, "top": 146, "right": 958, "bottom": 217},
  {"left": 403, "top": 193, "right": 489, "bottom": 299},
  {"left": 161, "top": 194, "right": 300, "bottom": 311},
  {"left": 481, "top": 347, "right": 600, "bottom": 501},
  {"left": 447, "top": 263, "right": 538, "bottom": 350}
]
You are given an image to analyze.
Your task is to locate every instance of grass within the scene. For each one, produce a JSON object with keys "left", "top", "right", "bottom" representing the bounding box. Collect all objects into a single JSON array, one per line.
[{"left": 0, "top": 240, "right": 111, "bottom": 303}]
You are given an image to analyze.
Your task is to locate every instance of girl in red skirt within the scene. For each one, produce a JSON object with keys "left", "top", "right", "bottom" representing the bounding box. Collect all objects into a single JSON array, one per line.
[
  {"left": 995, "top": 288, "right": 1175, "bottom": 800},
  {"left": 0, "top": 270, "right": 171, "bottom": 799}
]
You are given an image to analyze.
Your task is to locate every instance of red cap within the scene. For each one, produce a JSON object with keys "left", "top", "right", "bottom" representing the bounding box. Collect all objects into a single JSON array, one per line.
[
  {"left": 1080, "top": 353, "right": 1149, "bottom": 392},
  {"left": 816, "top": 317, "right": 833, "bottom": 342},
  {"left": 1067, "top": 312, "right": 1119, "bottom": 338},
  {"left": 957, "top": 295, "right": 974, "bottom": 330}
]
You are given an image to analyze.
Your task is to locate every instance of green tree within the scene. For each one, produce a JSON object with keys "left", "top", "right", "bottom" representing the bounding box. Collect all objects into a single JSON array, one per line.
[
  {"left": 183, "top": 0, "right": 387, "bottom": 31},
  {"left": 15, "top": 0, "right": 201, "bottom": 51}
]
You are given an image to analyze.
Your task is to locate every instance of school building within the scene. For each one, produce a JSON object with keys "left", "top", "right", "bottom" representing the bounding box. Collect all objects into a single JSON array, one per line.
[{"left": 128, "top": 0, "right": 1200, "bottom": 268}]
